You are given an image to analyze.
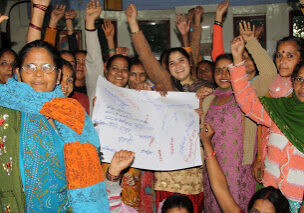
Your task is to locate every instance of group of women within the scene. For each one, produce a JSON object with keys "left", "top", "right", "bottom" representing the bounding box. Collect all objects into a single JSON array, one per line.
[{"left": 0, "top": 0, "right": 303, "bottom": 212}]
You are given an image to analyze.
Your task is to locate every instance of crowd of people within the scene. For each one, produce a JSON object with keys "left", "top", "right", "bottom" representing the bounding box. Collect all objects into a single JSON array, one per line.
[{"left": 0, "top": 0, "right": 303, "bottom": 212}]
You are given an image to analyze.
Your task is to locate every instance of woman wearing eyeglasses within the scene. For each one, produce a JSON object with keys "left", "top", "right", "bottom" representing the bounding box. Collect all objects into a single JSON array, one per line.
[
  {"left": 229, "top": 36, "right": 304, "bottom": 213},
  {"left": 0, "top": 40, "right": 135, "bottom": 213}
]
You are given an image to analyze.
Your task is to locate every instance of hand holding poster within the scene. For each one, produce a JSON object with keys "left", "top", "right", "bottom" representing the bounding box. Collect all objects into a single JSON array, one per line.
[{"left": 92, "top": 76, "right": 202, "bottom": 171}]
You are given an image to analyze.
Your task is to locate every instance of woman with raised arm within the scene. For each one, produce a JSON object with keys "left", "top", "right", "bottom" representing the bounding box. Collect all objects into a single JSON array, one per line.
[
  {"left": 229, "top": 35, "right": 304, "bottom": 212},
  {"left": 200, "top": 123, "right": 290, "bottom": 213}
]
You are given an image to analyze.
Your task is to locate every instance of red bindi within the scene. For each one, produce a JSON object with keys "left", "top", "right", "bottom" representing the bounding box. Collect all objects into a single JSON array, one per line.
[{"left": 282, "top": 50, "right": 285, "bottom": 53}]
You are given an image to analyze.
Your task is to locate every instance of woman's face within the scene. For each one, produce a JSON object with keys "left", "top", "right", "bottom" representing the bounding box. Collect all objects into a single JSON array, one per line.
[
  {"left": 214, "top": 58, "right": 232, "bottom": 89},
  {"left": 106, "top": 57, "right": 129, "bottom": 87},
  {"left": 197, "top": 62, "right": 214, "bottom": 83},
  {"left": 168, "top": 51, "right": 191, "bottom": 83},
  {"left": 75, "top": 52, "right": 86, "bottom": 81},
  {"left": 128, "top": 64, "right": 147, "bottom": 89},
  {"left": 16, "top": 48, "right": 60, "bottom": 92},
  {"left": 249, "top": 199, "right": 275, "bottom": 213},
  {"left": 275, "top": 41, "right": 301, "bottom": 77},
  {"left": 0, "top": 51, "right": 15, "bottom": 84},
  {"left": 294, "top": 66, "right": 304, "bottom": 102},
  {"left": 61, "top": 65, "right": 74, "bottom": 97}
]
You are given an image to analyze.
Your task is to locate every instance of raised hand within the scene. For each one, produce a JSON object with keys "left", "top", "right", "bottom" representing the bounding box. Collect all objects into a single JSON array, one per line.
[
  {"left": 65, "top": 10, "right": 77, "bottom": 20},
  {"left": 175, "top": 13, "right": 190, "bottom": 36},
  {"left": 86, "top": 0, "right": 102, "bottom": 23},
  {"left": 108, "top": 150, "right": 135, "bottom": 176},
  {"left": 102, "top": 20, "right": 115, "bottom": 40},
  {"left": 187, "top": 8, "right": 195, "bottom": 24},
  {"left": 49, "top": 4, "right": 66, "bottom": 27},
  {"left": 32, "top": 0, "right": 51, "bottom": 7},
  {"left": 194, "top": 6, "right": 204, "bottom": 25},
  {"left": 125, "top": 4, "right": 137, "bottom": 23},
  {"left": 0, "top": 14, "right": 8, "bottom": 24},
  {"left": 231, "top": 36, "right": 245, "bottom": 63},
  {"left": 200, "top": 123, "right": 215, "bottom": 143},
  {"left": 115, "top": 47, "right": 129, "bottom": 56},
  {"left": 254, "top": 24, "right": 264, "bottom": 40},
  {"left": 215, "top": 0, "right": 230, "bottom": 22},
  {"left": 239, "top": 20, "right": 255, "bottom": 43},
  {"left": 196, "top": 86, "right": 213, "bottom": 100}
]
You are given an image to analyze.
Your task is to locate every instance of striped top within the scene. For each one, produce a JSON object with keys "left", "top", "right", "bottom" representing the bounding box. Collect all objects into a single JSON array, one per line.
[{"left": 229, "top": 64, "right": 304, "bottom": 202}]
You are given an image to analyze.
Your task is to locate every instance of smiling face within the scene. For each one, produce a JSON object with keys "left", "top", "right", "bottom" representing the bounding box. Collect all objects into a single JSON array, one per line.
[
  {"left": 168, "top": 51, "right": 191, "bottom": 83},
  {"left": 0, "top": 51, "right": 15, "bottom": 84},
  {"left": 106, "top": 57, "right": 129, "bottom": 87},
  {"left": 61, "top": 65, "right": 74, "bottom": 97},
  {"left": 275, "top": 41, "right": 301, "bottom": 77},
  {"left": 214, "top": 58, "right": 232, "bottom": 89},
  {"left": 249, "top": 199, "right": 275, "bottom": 213},
  {"left": 294, "top": 66, "right": 304, "bottom": 102},
  {"left": 128, "top": 64, "right": 147, "bottom": 89},
  {"left": 16, "top": 48, "right": 60, "bottom": 92},
  {"left": 197, "top": 61, "right": 214, "bottom": 83}
]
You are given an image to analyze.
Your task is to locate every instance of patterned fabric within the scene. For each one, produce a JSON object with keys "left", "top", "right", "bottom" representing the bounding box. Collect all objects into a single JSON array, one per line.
[
  {"left": 20, "top": 113, "right": 69, "bottom": 212},
  {"left": 288, "top": 199, "right": 303, "bottom": 213},
  {"left": 268, "top": 74, "right": 293, "bottom": 98},
  {"left": 139, "top": 171, "right": 155, "bottom": 213},
  {"left": 203, "top": 97, "right": 255, "bottom": 212},
  {"left": 230, "top": 65, "right": 304, "bottom": 203},
  {"left": 0, "top": 78, "right": 110, "bottom": 212}
]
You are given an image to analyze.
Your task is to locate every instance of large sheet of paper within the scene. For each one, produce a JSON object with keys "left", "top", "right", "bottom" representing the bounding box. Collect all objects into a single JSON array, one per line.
[{"left": 92, "top": 76, "right": 202, "bottom": 171}]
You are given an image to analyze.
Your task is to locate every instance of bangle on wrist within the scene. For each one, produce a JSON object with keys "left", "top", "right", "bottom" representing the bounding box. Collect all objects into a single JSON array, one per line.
[
  {"left": 214, "top": 20, "right": 223, "bottom": 27},
  {"left": 106, "top": 169, "right": 121, "bottom": 182},
  {"left": 85, "top": 28, "right": 96, "bottom": 32},
  {"left": 48, "top": 26, "right": 57, "bottom": 30},
  {"left": 131, "top": 29, "right": 141, "bottom": 34},
  {"left": 205, "top": 151, "right": 216, "bottom": 160},
  {"left": 107, "top": 49, "right": 115, "bottom": 53},
  {"left": 29, "top": 23, "right": 42, "bottom": 32},
  {"left": 33, "top": 4, "right": 47, "bottom": 12},
  {"left": 65, "top": 18, "right": 73, "bottom": 21}
]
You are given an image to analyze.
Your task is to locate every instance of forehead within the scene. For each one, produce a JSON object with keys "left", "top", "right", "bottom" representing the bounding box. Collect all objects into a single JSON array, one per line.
[
  {"left": 110, "top": 57, "right": 128, "bottom": 66},
  {"left": 75, "top": 52, "right": 86, "bottom": 59},
  {"left": 198, "top": 62, "right": 212, "bottom": 69},
  {"left": 278, "top": 41, "right": 298, "bottom": 52},
  {"left": 169, "top": 51, "right": 186, "bottom": 61},
  {"left": 130, "top": 64, "right": 145, "bottom": 73},
  {"left": 61, "top": 52, "right": 75, "bottom": 61},
  {"left": 215, "top": 58, "right": 232, "bottom": 68},
  {"left": 62, "top": 65, "right": 74, "bottom": 75},
  {"left": 23, "top": 48, "right": 54, "bottom": 63},
  {"left": 0, "top": 51, "right": 15, "bottom": 60}
]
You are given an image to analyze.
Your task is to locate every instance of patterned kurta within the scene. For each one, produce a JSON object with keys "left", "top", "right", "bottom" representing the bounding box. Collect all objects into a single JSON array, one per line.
[{"left": 203, "top": 97, "right": 255, "bottom": 212}]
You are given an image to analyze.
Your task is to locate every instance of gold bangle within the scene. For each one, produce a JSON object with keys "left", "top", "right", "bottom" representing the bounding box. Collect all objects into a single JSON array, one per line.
[{"left": 131, "top": 29, "right": 141, "bottom": 34}]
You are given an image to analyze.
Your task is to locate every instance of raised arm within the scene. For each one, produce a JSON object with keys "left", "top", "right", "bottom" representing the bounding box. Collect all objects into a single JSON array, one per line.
[
  {"left": 240, "top": 21, "right": 277, "bottom": 96},
  {"left": 65, "top": 10, "right": 79, "bottom": 52},
  {"left": 125, "top": 4, "right": 175, "bottom": 91},
  {"left": 175, "top": 13, "right": 190, "bottom": 47},
  {"left": 0, "top": 14, "right": 8, "bottom": 24},
  {"left": 190, "top": 6, "right": 203, "bottom": 68},
  {"left": 44, "top": 4, "right": 66, "bottom": 46},
  {"left": 85, "top": 0, "right": 104, "bottom": 105},
  {"left": 102, "top": 20, "right": 115, "bottom": 58},
  {"left": 27, "top": 0, "right": 51, "bottom": 43},
  {"left": 230, "top": 36, "right": 272, "bottom": 127},
  {"left": 211, "top": 0, "right": 229, "bottom": 61},
  {"left": 200, "top": 123, "right": 241, "bottom": 213}
]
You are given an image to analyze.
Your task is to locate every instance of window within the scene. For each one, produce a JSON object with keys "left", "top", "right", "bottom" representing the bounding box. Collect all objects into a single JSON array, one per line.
[{"left": 289, "top": 10, "right": 304, "bottom": 38}]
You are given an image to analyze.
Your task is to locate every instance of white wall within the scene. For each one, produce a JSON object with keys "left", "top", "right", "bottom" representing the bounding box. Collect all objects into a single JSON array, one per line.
[{"left": 0, "top": 2, "right": 296, "bottom": 57}]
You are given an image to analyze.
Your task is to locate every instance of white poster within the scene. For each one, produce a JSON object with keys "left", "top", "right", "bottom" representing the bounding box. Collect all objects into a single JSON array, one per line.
[{"left": 92, "top": 76, "right": 202, "bottom": 171}]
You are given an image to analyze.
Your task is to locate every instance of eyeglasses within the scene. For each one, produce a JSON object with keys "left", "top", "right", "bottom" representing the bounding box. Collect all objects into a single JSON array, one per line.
[
  {"left": 294, "top": 76, "right": 304, "bottom": 84},
  {"left": 21, "top": 63, "right": 56, "bottom": 74}
]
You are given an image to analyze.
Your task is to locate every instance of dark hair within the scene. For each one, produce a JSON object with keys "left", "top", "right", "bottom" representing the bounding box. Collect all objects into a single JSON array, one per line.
[
  {"left": 106, "top": 54, "right": 130, "bottom": 71},
  {"left": 165, "top": 48, "right": 191, "bottom": 92},
  {"left": 273, "top": 36, "right": 304, "bottom": 62},
  {"left": 291, "top": 60, "right": 304, "bottom": 81},
  {"left": 160, "top": 48, "right": 170, "bottom": 65},
  {"left": 129, "top": 56, "right": 143, "bottom": 69},
  {"left": 15, "top": 40, "right": 63, "bottom": 71},
  {"left": 214, "top": 54, "right": 233, "bottom": 68},
  {"left": 197, "top": 60, "right": 214, "bottom": 74},
  {"left": 61, "top": 58, "right": 76, "bottom": 80},
  {"left": 0, "top": 48, "right": 17, "bottom": 59},
  {"left": 75, "top": 50, "right": 87, "bottom": 56},
  {"left": 161, "top": 194, "right": 193, "bottom": 213},
  {"left": 248, "top": 186, "right": 290, "bottom": 213}
]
